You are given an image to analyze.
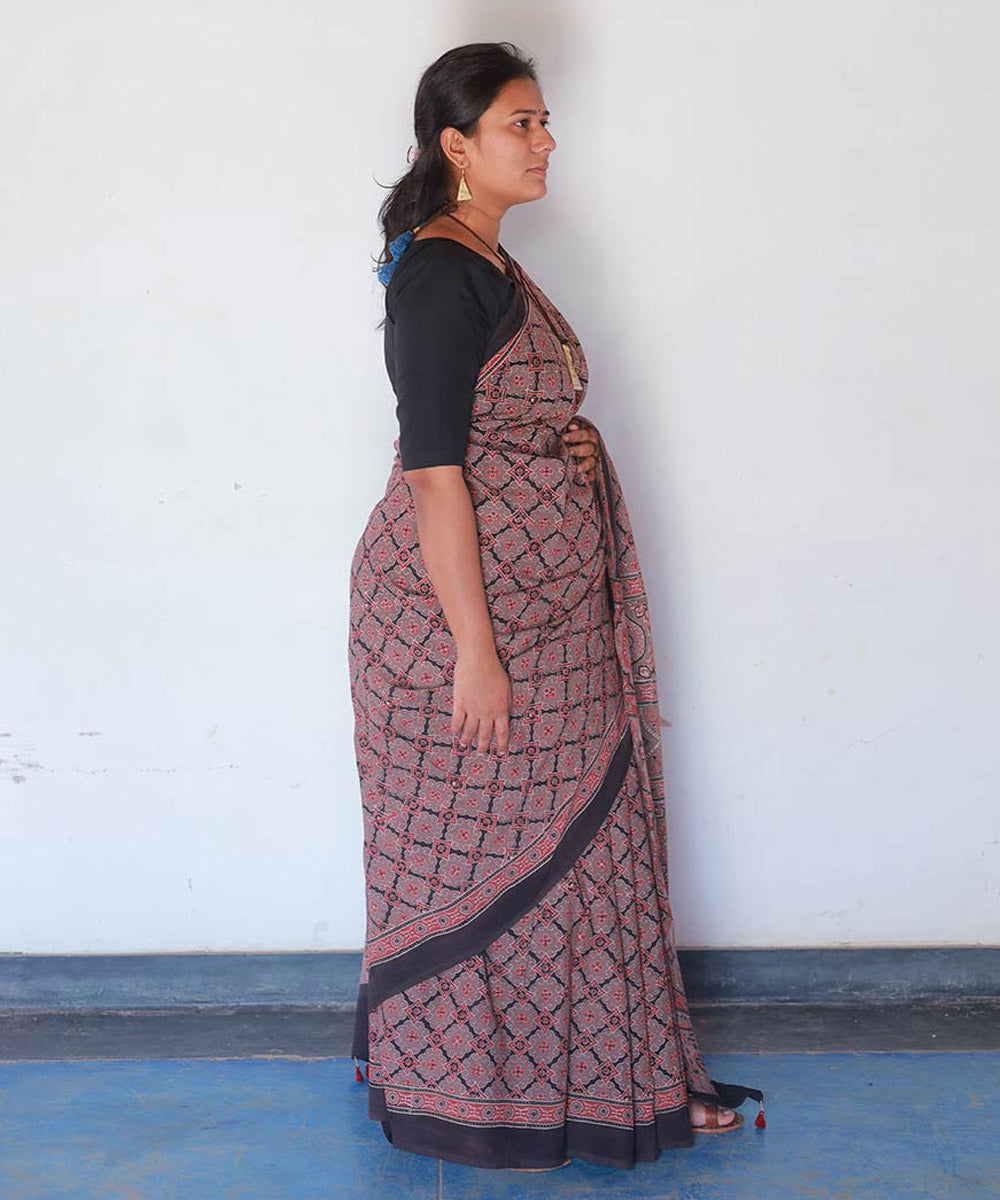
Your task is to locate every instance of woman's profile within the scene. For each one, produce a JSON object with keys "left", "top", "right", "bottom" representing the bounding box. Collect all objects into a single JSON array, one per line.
[{"left": 348, "top": 40, "right": 765, "bottom": 1171}]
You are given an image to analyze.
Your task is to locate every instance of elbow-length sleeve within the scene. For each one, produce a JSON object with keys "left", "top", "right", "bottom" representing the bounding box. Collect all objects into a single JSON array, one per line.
[{"left": 385, "top": 242, "right": 506, "bottom": 471}]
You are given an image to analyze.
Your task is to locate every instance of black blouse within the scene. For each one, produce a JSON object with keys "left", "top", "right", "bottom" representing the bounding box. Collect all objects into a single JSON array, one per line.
[{"left": 384, "top": 238, "right": 526, "bottom": 470}]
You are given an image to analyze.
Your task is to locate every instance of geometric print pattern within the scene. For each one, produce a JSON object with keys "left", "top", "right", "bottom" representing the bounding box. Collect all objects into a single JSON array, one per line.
[
  {"left": 348, "top": 244, "right": 763, "bottom": 1168},
  {"left": 372, "top": 751, "right": 717, "bottom": 1123}
]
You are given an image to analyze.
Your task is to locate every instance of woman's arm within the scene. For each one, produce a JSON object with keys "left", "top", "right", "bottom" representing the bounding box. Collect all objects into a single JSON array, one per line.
[{"left": 405, "top": 465, "right": 511, "bottom": 756}]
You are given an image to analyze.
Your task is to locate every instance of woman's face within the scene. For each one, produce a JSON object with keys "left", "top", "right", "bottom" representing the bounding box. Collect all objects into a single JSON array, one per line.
[{"left": 443, "top": 76, "right": 557, "bottom": 212}]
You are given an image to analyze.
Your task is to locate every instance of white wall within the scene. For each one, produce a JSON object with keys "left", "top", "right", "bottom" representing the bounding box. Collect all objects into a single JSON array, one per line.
[{"left": 1, "top": 1, "right": 997, "bottom": 954}]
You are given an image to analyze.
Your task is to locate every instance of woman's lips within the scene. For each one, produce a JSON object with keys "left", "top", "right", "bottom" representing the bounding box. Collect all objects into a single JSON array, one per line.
[{"left": 528, "top": 166, "right": 548, "bottom": 174}]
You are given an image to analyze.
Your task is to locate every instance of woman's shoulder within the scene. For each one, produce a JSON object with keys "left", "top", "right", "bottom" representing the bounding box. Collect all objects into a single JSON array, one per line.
[
  {"left": 402, "top": 235, "right": 507, "bottom": 279},
  {"left": 387, "top": 233, "right": 514, "bottom": 317},
  {"left": 412, "top": 217, "right": 506, "bottom": 264}
]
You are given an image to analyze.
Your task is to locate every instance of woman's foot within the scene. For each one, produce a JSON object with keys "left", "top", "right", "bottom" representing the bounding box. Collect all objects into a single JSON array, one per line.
[{"left": 689, "top": 1099, "right": 737, "bottom": 1128}]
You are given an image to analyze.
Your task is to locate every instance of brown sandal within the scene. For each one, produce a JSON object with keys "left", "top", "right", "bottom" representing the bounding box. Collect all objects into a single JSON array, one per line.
[{"left": 692, "top": 1104, "right": 744, "bottom": 1133}]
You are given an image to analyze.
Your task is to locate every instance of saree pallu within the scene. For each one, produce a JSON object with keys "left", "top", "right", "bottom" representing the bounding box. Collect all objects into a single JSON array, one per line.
[{"left": 348, "top": 249, "right": 764, "bottom": 1169}]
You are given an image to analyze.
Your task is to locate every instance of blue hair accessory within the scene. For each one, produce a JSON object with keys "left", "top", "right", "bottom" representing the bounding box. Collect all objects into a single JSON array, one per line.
[{"left": 377, "top": 227, "right": 415, "bottom": 285}]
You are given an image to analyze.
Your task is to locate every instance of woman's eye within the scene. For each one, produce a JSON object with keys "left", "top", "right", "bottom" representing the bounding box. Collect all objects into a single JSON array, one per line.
[{"left": 516, "top": 119, "right": 550, "bottom": 128}]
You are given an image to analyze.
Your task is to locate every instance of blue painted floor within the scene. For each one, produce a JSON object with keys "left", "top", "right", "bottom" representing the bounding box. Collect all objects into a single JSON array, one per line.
[{"left": 1, "top": 1051, "right": 997, "bottom": 1199}]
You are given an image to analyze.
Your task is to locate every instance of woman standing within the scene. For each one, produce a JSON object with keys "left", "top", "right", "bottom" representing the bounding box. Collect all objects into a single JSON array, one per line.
[{"left": 349, "top": 42, "right": 765, "bottom": 1171}]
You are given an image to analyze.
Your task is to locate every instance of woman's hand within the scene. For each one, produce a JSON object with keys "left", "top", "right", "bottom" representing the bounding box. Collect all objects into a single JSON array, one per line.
[
  {"left": 561, "top": 419, "right": 600, "bottom": 483},
  {"left": 452, "top": 650, "right": 513, "bottom": 755}
]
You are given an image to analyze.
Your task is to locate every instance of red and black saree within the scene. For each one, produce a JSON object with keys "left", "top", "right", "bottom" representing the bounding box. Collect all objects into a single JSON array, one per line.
[{"left": 348, "top": 245, "right": 764, "bottom": 1169}]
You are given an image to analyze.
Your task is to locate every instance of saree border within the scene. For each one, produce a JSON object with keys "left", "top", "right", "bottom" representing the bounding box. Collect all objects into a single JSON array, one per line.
[
  {"left": 362, "top": 1068, "right": 761, "bottom": 1170},
  {"left": 475, "top": 253, "right": 533, "bottom": 385},
  {"left": 366, "top": 1091, "right": 698, "bottom": 1168}
]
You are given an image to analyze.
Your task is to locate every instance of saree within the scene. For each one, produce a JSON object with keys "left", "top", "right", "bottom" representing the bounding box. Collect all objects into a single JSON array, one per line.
[{"left": 348, "top": 245, "right": 764, "bottom": 1169}]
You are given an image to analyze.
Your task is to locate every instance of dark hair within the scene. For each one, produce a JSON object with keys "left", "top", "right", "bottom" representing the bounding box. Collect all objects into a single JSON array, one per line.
[{"left": 373, "top": 42, "right": 538, "bottom": 289}]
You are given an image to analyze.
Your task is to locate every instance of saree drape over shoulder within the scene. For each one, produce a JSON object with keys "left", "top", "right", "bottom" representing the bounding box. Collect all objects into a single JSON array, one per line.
[{"left": 348, "top": 245, "right": 764, "bottom": 1170}]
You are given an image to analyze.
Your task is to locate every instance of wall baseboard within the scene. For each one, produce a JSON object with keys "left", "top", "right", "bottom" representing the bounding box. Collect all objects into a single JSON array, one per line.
[{"left": 1, "top": 947, "right": 997, "bottom": 1012}]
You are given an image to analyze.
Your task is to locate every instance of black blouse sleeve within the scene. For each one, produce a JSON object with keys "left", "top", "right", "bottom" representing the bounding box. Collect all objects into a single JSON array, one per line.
[{"left": 384, "top": 240, "right": 512, "bottom": 470}]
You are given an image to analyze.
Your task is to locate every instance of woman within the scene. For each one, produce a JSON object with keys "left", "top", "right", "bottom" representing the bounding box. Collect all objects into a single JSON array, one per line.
[{"left": 349, "top": 42, "right": 765, "bottom": 1171}]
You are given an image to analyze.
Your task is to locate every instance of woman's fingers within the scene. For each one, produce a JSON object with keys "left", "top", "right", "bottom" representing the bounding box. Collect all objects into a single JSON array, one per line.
[
  {"left": 454, "top": 712, "right": 510, "bottom": 755},
  {"left": 562, "top": 427, "right": 599, "bottom": 483},
  {"left": 451, "top": 656, "right": 514, "bottom": 755},
  {"left": 562, "top": 429, "right": 598, "bottom": 454},
  {"left": 578, "top": 451, "right": 599, "bottom": 481},
  {"left": 453, "top": 717, "right": 506, "bottom": 756}
]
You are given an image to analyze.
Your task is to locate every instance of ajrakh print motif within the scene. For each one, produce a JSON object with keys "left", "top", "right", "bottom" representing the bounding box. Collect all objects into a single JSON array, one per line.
[{"left": 348, "top": 246, "right": 763, "bottom": 1169}]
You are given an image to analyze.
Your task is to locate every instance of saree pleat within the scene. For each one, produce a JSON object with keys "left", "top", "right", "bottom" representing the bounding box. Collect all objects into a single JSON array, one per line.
[{"left": 348, "top": 246, "right": 764, "bottom": 1168}]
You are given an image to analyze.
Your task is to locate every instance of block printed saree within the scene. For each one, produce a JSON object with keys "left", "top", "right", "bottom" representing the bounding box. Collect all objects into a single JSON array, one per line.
[{"left": 348, "top": 244, "right": 764, "bottom": 1169}]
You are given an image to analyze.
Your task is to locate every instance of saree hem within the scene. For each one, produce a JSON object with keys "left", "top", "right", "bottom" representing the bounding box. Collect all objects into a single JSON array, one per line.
[{"left": 366, "top": 1084, "right": 768, "bottom": 1168}]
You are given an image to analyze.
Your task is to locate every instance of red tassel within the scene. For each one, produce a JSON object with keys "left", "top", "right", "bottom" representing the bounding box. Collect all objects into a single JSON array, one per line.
[
  {"left": 353, "top": 1056, "right": 364, "bottom": 1082},
  {"left": 754, "top": 1102, "right": 766, "bottom": 1128}
]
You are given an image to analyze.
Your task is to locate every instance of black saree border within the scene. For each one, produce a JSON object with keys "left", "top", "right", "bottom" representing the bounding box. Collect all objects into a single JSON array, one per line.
[
  {"left": 367, "top": 1087, "right": 696, "bottom": 1168},
  {"left": 352, "top": 719, "right": 633, "bottom": 1060},
  {"left": 362, "top": 1074, "right": 762, "bottom": 1170},
  {"left": 475, "top": 256, "right": 532, "bottom": 385}
]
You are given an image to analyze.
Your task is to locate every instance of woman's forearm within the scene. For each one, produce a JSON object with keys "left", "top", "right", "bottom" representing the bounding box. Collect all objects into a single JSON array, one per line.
[{"left": 404, "top": 466, "right": 498, "bottom": 662}]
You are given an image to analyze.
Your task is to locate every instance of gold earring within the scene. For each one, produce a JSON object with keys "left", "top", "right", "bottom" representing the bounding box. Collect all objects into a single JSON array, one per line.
[{"left": 456, "top": 167, "right": 472, "bottom": 201}]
